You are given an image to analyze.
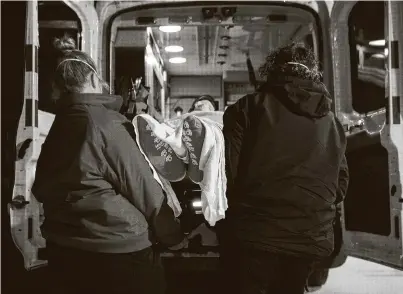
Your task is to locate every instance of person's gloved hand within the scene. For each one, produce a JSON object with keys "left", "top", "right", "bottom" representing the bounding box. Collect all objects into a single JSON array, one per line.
[{"left": 168, "top": 237, "right": 189, "bottom": 251}]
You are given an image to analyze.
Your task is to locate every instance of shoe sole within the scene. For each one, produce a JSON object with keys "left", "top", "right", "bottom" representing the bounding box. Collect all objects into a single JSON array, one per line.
[
  {"left": 136, "top": 116, "right": 186, "bottom": 182},
  {"left": 182, "top": 115, "right": 205, "bottom": 183}
]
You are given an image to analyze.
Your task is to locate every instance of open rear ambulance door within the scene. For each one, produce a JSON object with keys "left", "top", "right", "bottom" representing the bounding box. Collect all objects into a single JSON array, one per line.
[
  {"left": 8, "top": 0, "right": 98, "bottom": 272},
  {"left": 1, "top": 2, "right": 40, "bottom": 294},
  {"left": 8, "top": 0, "right": 49, "bottom": 271},
  {"left": 330, "top": 0, "right": 403, "bottom": 269}
]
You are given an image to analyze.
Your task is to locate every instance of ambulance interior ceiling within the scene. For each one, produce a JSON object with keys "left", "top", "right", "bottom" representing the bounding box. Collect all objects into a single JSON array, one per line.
[{"left": 112, "top": 4, "right": 318, "bottom": 79}]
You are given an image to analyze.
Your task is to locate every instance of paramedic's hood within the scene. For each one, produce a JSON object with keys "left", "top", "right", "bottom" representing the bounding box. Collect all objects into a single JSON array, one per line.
[{"left": 269, "top": 77, "right": 332, "bottom": 118}]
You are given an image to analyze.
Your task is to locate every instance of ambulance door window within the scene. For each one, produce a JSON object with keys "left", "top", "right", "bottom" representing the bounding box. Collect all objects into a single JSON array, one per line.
[
  {"left": 345, "top": 1, "right": 390, "bottom": 236},
  {"left": 38, "top": 1, "right": 82, "bottom": 114},
  {"left": 349, "top": 1, "right": 386, "bottom": 114}
]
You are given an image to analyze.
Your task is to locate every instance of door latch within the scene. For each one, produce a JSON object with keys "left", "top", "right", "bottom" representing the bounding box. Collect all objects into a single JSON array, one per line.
[
  {"left": 9, "top": 195, "right": 30, "bottom": 210},
  {"left": 344, "top": 119, "right": 365, "bottom": 133}
]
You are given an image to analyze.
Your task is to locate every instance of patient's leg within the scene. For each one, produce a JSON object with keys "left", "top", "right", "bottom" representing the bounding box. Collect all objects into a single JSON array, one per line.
[
  {"left": 136, "top": 116, "right": 187, "bottom": 182},
  {"left": 182, "top": 115, "right": 206, "bottom": 184}
]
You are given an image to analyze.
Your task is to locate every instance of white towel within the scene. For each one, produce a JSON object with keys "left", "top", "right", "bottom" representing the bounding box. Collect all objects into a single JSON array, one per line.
[{"left": 192, "top": 114, "right": 228, "bottom": 226}]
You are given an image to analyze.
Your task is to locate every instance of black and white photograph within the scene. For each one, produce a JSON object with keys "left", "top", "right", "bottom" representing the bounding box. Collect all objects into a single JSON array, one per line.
[{"left": 1, "top": 1, "right": 403, "bottom": 293}]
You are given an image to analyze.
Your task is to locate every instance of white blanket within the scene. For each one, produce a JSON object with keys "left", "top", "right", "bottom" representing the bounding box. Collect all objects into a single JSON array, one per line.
[
  {"left": 192, "top": 114, "right": 228, "bottom": 226},
  {"left": 132, "top": 112, "right": 228, "bottom": 226}
]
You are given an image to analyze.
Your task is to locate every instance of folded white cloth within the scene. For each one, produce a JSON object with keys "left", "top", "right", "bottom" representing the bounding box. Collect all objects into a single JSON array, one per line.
[{"left": 192, "top": 114, "right": 228, "bottom": 226}]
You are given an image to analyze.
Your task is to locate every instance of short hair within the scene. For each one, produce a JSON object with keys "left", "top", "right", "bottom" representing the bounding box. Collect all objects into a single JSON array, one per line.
[
  {"left": 189, "top": 95, "right": 218, "bottom": 112},
  {"left": 258, "top": 43, "right": 322, "bottom": 83}
]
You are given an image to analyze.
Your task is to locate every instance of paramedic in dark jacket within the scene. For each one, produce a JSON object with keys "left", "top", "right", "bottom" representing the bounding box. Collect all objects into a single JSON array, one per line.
[
  {"left": 32, "top": 36, "right": 186, "bottom": 294},
  {"left": 219, "top": 43, "right": 349, "bottom": 294}
]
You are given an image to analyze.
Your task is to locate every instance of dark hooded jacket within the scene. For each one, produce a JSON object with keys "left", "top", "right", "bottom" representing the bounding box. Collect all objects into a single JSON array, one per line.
[
  {"left": 32, "top": 93, "right": 184, "bottom": 253},
  {"left": 222, "top": 77, "right": 349, "bottom": 260}
]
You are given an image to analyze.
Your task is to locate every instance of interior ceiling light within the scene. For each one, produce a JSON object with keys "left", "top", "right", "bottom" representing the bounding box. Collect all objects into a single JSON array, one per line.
[
  {"left": 169, "top": 57, "right": 187, "bottom": 64},
  {"left": 159, "top": 25, "right": 182, "bottom": 33},
  {"left": 372, "top": 53, "right": 385, "bottom": 59},
  {"left": 165, "top": 45, "right": 184, "bottom": 53},
  {"left": 369, "top": 39, "right": 386, "bottom": 46}
]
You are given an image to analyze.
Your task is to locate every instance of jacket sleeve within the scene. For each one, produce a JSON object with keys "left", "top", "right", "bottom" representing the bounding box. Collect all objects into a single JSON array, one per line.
[
  {"left": 102, "top": 121, "right": 184, "bottom": 247},
  {"left": 223, "top": 99, "right": 248, "bottom": 196},
  {"left": 336, "top": 155, "right": 349, "bottom": 205}
]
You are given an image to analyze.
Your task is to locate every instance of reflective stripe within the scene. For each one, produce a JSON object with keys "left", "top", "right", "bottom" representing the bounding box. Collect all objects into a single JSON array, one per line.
[
  {"left": 25, "top": 98, "right": 33, "bottom": 127},
  {"left": 386, "top": 3, "right": 401, "bottom": 125},
  {"left": 391, "top": 40, "right": 399, "bottom": 69},
  {"left": 386, "top": 97, "right": 390, "bottom": 125},
  {"left": 24, "top": 44, "right": 38, "bottom": 73},
  {"left": 392, "top": 96, "right": 401, "bottom": 124},
  {"left": 24, "top": 98, "right": 38, "bottom": 127},
  {"left": 35, "top": 99, "right": 38, "bottom": 127}
]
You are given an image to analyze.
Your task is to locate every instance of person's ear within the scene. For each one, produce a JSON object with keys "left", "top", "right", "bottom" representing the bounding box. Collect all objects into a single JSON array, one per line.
[{"left": 90, "top": 72, "right": 99, "bottom": 90}]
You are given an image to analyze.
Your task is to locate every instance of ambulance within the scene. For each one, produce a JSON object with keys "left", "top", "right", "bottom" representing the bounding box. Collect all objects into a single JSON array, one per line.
[{"left": 2, "top": 1, "right": 402, "bottom": 293}]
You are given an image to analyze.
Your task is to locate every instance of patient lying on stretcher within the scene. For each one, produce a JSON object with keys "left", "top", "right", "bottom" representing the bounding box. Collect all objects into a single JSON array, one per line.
[
  {"left": 132, "top": 95, "right": 227, "bottom": 226},
  {"left": 134, "top": 95, "right": 222, "bottom": 182}
]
